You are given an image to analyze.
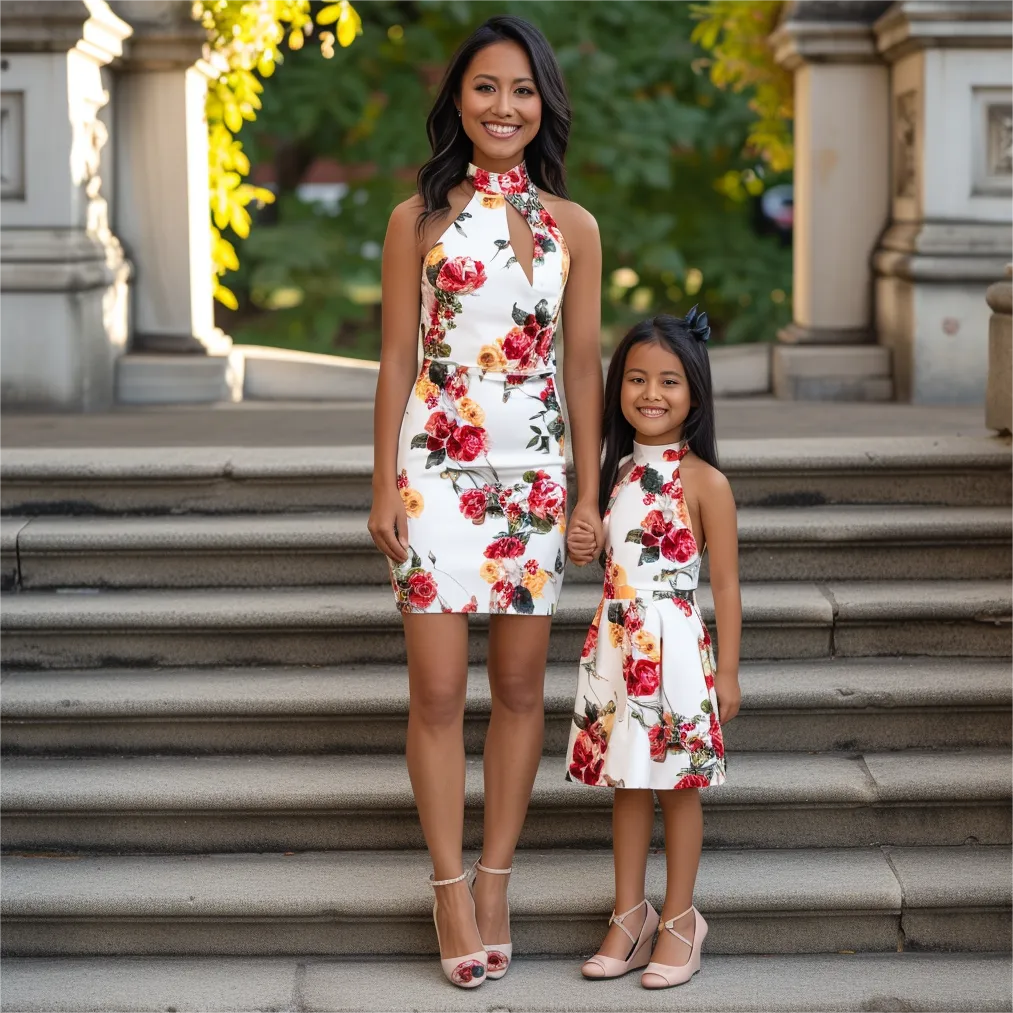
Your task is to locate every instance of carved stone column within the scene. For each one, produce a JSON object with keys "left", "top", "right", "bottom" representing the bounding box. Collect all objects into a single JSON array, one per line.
[
  {"left": 873, "top": 1, "right": 1012, "bottom": 403},
  {"left": 109, "top": 0, "right": 242, "bottom": 404},
  {"left": 986, "top": 265, "right": 1012, "bottom": 434},
  {"left": 0, "top": 1, "right": 132, "bottom": 411},
  {"left": 769, "top": 1, "right": 894, "bottom": 400}
]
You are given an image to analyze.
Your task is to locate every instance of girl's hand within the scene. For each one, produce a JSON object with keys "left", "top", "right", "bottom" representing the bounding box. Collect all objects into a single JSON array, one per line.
[
  {"left": 567, "top": 501, "right": 603, "bottom": 566},
  {"left": 368, "top": 484, "right": 409, "bottom": 564},
  {"left": 715, "top": 670, "right": 741, "bottom": 723}
]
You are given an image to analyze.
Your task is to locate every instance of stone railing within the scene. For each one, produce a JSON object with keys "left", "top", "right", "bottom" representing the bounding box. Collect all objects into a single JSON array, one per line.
[{"left": 986, "top": 264, "right": 1012, "bottom": 435}]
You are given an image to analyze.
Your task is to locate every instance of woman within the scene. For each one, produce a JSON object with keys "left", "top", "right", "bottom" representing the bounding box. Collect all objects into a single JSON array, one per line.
[{"left": 368, "top": 14, "right": 603, "bottom": 989}]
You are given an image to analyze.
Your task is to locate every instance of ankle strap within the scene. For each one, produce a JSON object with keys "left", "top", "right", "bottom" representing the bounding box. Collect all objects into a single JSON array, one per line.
[
  {"left": 661, "top": 905, "right": 695, "bottom": 946},
  {"left": 608, "top": 898, "right": 647, "bottom": 946},
  {"left": 430, "top": 871, "right": 469, "bottom": 888},
  {"left": 474, "top": 860, "right": 512, "bottom": 876}
]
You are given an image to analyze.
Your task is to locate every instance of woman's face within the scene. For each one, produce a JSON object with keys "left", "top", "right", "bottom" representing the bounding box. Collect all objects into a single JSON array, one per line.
[
  {"left": 457, "top": 40, "right": 542, "bottom": 171},
  {"left": 620, "top": 339, "right": 693, "bottom": 446}
]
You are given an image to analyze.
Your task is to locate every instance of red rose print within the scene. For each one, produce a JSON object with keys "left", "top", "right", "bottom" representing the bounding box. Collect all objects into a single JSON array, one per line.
[
  {"left": 623, "top": 606, "right": 643, "bottom": 635},
  {"left": 485, "top": 537, "right": 525, "bottom": 560},
  {"left": 629, "top": 465, "right": 646, "bottom": 483},
  {"left": 625, "top": 658, "right": 659, "bottom": 698},
  {"left": 701, "top": 628, "right": 712, "bottom": 648},
  {"left": 710, "top": 711, "right": 724, "bottom": 758},
  {"left": 459, "top": 489, "right": 487, "bottom": 524},
  {"left": 524, "top": 559, "right": 540, "bottom": 575},
  {"left": 640, "top": 509, "right": 669, "bottom": 547},
  {"left": 540, "top": 377, "right": 556, "bottom": 402},
  {"left": 491, "top": 578, "right": 516, "bottom": 611},
  {"left": 444, "top": 367, "right": 469, "bottom": 400},
  {"left": 506, "top": 502, "right": 524, "bottom": 523},
  {"left": 663, "top": 447, "right": 687, "bottom": 462},
  {"left": 568, "top": 727, "right": 604, "bottom": 785},
  {"left": 581, "top": 622, "right": 599, "bottom": 658},
  {"left": 648, "top": 721, "right": 668, "bottom": 761},
  {"left": 528, "top": 472, "right": 566, "bottom": 522},
  {"left": 436, "top": 256, "right": 487, "bottom": 295},
  {"left": 396, "top": 471, "right": 408, "bottom": 491},
  {"left": 674, "top": 597, "right": 693, "bottom": 618},
  {"left": 503, "top": 326, "right": 536, "bottom": 362},
  {"left": 425, "top": 411, "right": 454, "bottom": 443},
  {"left": 705, "top": 670, "right": 715, "bottom": 690},
  {"left": 447, "top": 424, "right": 488, "bottom": 463},
  {"left": 674, "top": 774, "right": 710, "bottom": 790},
  {"left": 661, "top": 527, "right": 697, "bottom": 564},
  {"left": 535, "top": 323, "right": 554, "bottom": 362},
  {"left": 461, "top": 597, "right": 479, "bottom": 614},
  {"left": 486, "top": 950, "right": 509, "bottom": 973},
  {"left": 407, "top": 570, "right": 438, "bottom": 610},
  {"left": 450, "top": 960, "right": 485, "bottom": 985}
]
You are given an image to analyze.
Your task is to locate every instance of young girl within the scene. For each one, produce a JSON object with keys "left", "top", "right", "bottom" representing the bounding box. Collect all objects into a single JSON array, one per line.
[{"left": 565, "top": 310, "right": 741, "bottom": 989}]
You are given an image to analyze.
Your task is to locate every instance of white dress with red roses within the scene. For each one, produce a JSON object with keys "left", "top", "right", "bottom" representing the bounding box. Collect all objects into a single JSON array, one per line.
[
  {"left": 389, "top": 162, "right": 570, "bottom": 616},
  {"left": 565, "top": 441, "right": 726, "bottom": 791}
]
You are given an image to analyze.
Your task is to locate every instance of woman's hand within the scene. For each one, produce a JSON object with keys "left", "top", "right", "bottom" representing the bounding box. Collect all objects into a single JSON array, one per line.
[
  {"left": 368, "top": 484, "right": 409, "bottom": 564},
  {"left": 715, "top": 669, "right": 741, "bottom": 723},
  {"left": 567, "top": 500, "right": 603, "bottom": 567}
]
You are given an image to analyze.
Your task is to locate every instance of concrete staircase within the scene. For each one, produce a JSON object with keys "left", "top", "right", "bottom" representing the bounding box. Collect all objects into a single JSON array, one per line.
[{"left": 1, "top": 435, "right": 1011, "bottom": 1012}]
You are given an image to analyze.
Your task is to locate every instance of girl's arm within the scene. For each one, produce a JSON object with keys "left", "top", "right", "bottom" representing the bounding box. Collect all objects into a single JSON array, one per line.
[
  {"left": 700, "top": 469, "right": 742, "bottom": 721},
  {"left": 558, "top": 206, "right": 604, "bottom": 549},
  {"left": 368, "top": 199, "right": 424, "bottom": 563}
]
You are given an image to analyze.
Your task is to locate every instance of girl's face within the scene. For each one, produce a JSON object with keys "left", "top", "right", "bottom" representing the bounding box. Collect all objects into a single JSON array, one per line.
[
  {"left": 457, "top": 41, "right": 541, "bottom": 172},
  {"left": 620, "top": 339, "right": 693, "bottom": 446}
]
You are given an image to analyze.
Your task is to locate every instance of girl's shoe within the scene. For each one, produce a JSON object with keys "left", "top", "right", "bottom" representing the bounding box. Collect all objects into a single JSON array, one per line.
[
  {"left": 430, "top": 871, "right": 488, "bottom": 988},
  {"left": 470, "top": 860, "right": 513, "bottom": 979},
  {"left": 641, "top": 905, "right": 708, "bottom": 989},
  {"left": 581, "top": 898, "right": 660, "bottom": 979}
]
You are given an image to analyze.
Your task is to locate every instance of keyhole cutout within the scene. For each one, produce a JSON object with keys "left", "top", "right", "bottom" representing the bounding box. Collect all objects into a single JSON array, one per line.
[{"left": 503, "top": 199, "right": 535, "bottom": 287}]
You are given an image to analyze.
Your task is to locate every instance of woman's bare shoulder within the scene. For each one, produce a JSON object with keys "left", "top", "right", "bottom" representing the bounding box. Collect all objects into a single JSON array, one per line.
[{"left": 542, "top": 196, "right": 599, "bottom": 242}]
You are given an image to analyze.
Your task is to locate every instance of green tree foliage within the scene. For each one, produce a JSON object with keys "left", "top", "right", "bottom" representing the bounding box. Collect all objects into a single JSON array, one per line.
[
  {"left": 690, "top": 1, "right": 793, "bottom": 180},
  {"left": 225, "top": 0, "right": 792, "bottom": 354}
]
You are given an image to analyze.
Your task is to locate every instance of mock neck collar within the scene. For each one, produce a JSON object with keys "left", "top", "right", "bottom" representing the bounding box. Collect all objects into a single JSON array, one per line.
[
  {"left": 467, "top": 161, "right": 530, "bottom": 196},
  {"left": 632, "top": 440, "right": 688, "bottom": 466}
]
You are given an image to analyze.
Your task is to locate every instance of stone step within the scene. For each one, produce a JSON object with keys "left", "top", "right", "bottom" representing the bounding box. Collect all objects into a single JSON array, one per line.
[
  {"left": 2, "top": 846, "right": 1008, "bottom": 957},
  {"left": 6, "top": 506, "right": 1010, "bottom": 589},
  {"left": 2, "top": 437, "right": 1009, "bottom": 516},
  {"left": 2, "top": 581, "right": 1009, "bottom": 669},
  {"left": 3, "top": 953, "right": 1011, "bottom": 1013},
  {"left": 3, "top": 750, "right": 1008, "bottom": 854},
  {"left": 4, "top": 658, "right": 1008, "bottom": 756}
]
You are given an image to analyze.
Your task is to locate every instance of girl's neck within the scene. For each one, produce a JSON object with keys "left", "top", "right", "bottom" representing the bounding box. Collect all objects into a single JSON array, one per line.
[{"left": 633, "top": 426, "right": 684, "bottom": 447}]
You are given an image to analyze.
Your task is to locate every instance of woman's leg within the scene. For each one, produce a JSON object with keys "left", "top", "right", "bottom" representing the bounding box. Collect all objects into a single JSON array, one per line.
[
  {"left": 594, "top": 787, "right": 655, "bottom": 958},
  {"left": 652, "top": 787, "right": 704, "bottom": 965},
  {"left": 403, "top": 612, "right": 481, "bottom": 959},
  {"left": 473, "top": 614, "right": 552, "bottom": 944}
]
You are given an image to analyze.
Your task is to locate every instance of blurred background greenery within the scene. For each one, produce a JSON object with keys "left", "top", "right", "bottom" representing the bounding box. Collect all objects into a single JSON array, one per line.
[{"left": 213, "top": 0, "right": 794, "bottom": 358}]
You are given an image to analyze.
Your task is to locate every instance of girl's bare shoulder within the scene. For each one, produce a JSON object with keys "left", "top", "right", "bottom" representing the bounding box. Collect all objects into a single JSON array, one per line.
[{"left": 680, "top": 453, "right": 732, "bottom": 499}]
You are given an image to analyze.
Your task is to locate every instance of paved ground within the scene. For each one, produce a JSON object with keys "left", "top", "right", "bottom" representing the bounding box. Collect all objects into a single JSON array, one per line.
[{"left": 0, "top": 399, "right": 992, "bottom": 447}]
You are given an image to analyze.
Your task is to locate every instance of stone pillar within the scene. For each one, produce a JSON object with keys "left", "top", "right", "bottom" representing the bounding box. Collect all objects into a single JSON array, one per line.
[
  {"left": 769, "top": 1, "right": 895, "bottom": 400},
  {"left": 0, "top": 1, "right": 132, "bottom": 411},
  {"left": 986, "top": 265, "right": 1012, "bottom": 434},
  {"left": 109, "top": 0, "right": 242, "bottom": 404},
  {"left": 873, "top": 1, "right": 1012, "bottom": 403}
]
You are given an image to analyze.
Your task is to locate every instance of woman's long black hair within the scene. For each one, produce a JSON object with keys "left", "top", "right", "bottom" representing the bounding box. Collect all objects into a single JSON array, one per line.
[
  {"left": 417, "top": 15, "right": 571, "bottom": 232},
  {"left": 599, "top": 314, "right": 719, "bottom": 517}
]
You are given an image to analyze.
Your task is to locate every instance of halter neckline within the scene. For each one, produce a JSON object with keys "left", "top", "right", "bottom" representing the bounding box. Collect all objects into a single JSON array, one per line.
[
  {"left": 632, "top": 440, "right": 688, "bottom": 466},
  {"left": 467, "top": 162, "right": 531, "bottom": 196}
]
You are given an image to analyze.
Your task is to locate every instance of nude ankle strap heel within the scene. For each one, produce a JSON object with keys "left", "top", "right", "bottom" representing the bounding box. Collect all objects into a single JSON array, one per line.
[
  {"left": 430, "top": 871, "right": 487, "bottom": 988},
  {"left": 581, "top": 898, "right": 661, "bottom": 980},
  {"left": 641, "top": 905, "right": 707, "bottom": 989},
  {"left": 470, "top": 860, "right": 513, "bottom": 979}
]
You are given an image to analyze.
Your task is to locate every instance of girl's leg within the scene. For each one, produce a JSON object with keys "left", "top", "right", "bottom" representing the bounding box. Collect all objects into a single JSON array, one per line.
[
  {"left": 652, "top": 787, "right": 704, "bottom": 965},
  {"left": 403, "top": 613, "right": 481, "bottom": 959},
  {"left": 473, "top": 614, "right": 552, "bottom": 945},
  {"left": 595, "top": 788, "right": 655, "bottom": 959}
]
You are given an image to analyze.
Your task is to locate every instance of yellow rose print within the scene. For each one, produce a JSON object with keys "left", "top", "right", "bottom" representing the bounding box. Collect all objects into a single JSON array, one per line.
[
  {"left": 424, "top": 242, "right": 446, "bottom": 269},
  {"left": 477, "top": 343, "right": 508, "bottom": 372},
  {"left": 633, "top": 629, "right": 660, "bottom": 662},
  {"left": 522, "top": 568, "right": 550, "bottom": 599},
  {"left": 415, "top": 375, "right": 439, "bottom": 402},
  {"left": 456, "top": 397, "right": 486, "bottom": 427},
  {"left": 480, "top": 194, "right": 505, "bottom": 209},
  {"left": 400, "top": 486, "right": 424, "bottom": 518},
  {"left": 480, "top": 560, "right": 502, "bottom": 584}
]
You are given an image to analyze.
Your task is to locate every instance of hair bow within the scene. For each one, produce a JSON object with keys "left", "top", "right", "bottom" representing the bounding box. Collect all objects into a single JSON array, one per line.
[{"left": 684, "top": 305, "right": 710, "bottom": 342}]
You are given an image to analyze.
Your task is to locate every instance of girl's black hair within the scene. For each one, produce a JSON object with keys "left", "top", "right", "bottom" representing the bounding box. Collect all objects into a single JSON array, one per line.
[
  {"left": 599, "top": 314, "right": 719, "bottom": 517},
  {"left": 416, "top": 15, "right": 571, "bottom": 232}
]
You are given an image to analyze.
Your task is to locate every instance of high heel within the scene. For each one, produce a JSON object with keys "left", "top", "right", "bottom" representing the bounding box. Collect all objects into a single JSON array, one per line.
[
  {"left": 470, "top": 860, "right": 513, "bottom": 979},
  {"left": 430, "top": 871, "right": 487, "bottom": 988},
  {"left": 581, "top": 898, "right": 660, "bottom": 979},
  {"left": 641, "top": 905, "right": 707, "bottom": 989}
]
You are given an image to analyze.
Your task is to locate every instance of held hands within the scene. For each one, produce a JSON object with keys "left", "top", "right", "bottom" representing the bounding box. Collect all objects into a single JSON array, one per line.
[
  {"left": 714, "top": 669, "right": 741, "bottom": 723},
  {"left": 567, "top": 500, "right": 604, "bottom": 567},
  {"left": 367, "top": 484, "right": 409, "bottom": 564}
]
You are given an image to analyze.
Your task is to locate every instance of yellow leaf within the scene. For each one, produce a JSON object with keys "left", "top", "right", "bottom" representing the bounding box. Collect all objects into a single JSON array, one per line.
[{"left": 316, "top": 2, "right": 343, "bottom": 25}]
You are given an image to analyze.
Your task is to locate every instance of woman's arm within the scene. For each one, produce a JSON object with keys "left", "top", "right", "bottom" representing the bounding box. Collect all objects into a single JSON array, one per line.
[
  {"left": 699, "top": 469, "right": 742, "bottom": 721},
  {"left": 368, "top": 199, "right": 424, "bottom": 563},
  {"left": 558, "top": 205, "right": 604, "bottom": 548}
]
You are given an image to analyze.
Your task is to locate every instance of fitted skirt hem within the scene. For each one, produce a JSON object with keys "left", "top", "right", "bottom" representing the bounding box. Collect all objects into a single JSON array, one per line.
[{"left": 564, "top": 768, "right": 727, "bottom": 791}]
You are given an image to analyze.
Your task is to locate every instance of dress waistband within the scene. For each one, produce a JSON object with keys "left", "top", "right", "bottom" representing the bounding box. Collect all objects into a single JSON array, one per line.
[{"left": 607, "top": 587, "right": 697, "bottom": 602}]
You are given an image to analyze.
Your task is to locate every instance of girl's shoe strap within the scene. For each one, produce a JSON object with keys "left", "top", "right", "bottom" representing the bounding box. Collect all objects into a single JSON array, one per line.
[{"left": 608, "top": 898, "right": 647, "bottom": 945}]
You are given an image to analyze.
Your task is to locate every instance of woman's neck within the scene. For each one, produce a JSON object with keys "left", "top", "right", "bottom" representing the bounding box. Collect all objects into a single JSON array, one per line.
[{"left": 470, "top": 149, "right": 526, "bottom": 174}]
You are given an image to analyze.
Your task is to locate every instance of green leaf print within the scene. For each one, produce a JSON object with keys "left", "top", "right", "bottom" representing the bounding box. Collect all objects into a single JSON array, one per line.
[
  {"left": 638, "top": 546, "right": 660, "bottom": 566},
  {"left": 425, "top": 261, "right": 445, "bottom": 286},
  {"left": 534, "top": 299, "right": 552, "bottom": 327},
  {"left": 701, "top": 699, "right": 713, "bottom": 714},
  {"left": 641, "top": 467, "right": 664, "bottom": 495},
  {"left": 512, "top": 586, "right": 535, "bottom": 614},
  {"left": 607, "top": 602, "right": 625, "bottom": 626},
  {"left": 530, "top": 514, "right": 554, "bottom": 534},
  {"left": 511, "top": 304, "right": 529, "bottom": 327},
  {"left": 625, "top": 530, "right": 643, "bottom": 544},
  {"left": 526, "top": 436, "right": 540, "bottom": 449},
  {"left": 522, "top": 470, "right": 538, "bottom": 483},
  {"left": 541, "top": 237, "right": 557, "bottom": 254},
  {"left": 548, "top": 416, "right": 565, "bottom": 438},
  {"left": 555, "top": 550, "right": 565, "bottom": 574},
  {"left": 426, "top": 449, "right": 446, "bottom": 469},
  {"left": 410, "top": 434, "right": 429, "bottom": 450},
  {"left": 428, "top": 361, "right": 448, "bottom": 388}
]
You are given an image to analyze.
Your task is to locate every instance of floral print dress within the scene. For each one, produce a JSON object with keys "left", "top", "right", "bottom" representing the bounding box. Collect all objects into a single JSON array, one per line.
[
  {"left": 565, "top": 441, "right": 726, "bottom": 790},
  {"left": 391, "top": 162, "right": 570, "bottom": 615}
]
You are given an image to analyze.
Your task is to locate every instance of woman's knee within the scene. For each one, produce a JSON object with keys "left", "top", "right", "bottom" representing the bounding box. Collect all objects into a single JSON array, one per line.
[
  {"left": 490, "top": 665, "right": 544, "bottom": 715},
  {"left": 409, "top": 671, "right": 466, "bottom": 727}
]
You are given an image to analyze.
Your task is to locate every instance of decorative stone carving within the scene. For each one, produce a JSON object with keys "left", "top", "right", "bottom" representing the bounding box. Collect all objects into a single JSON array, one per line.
[
  {"left": 0, "top": 91, "right": 24, "bottom": 199},
  {"left": 895, "top": 89, "right": 918, "bottom": 198},
  {"left": 987, "top": 102, "right": 1012, "bottom": 176}
]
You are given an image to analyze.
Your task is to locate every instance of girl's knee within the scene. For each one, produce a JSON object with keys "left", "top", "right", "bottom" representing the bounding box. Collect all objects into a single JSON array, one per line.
[
  {"left": 409, "top": 675, "right": 466, "bottom": 727},
  {"left": 490, "top": 666, "right": 543, "bottom": 715}
]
